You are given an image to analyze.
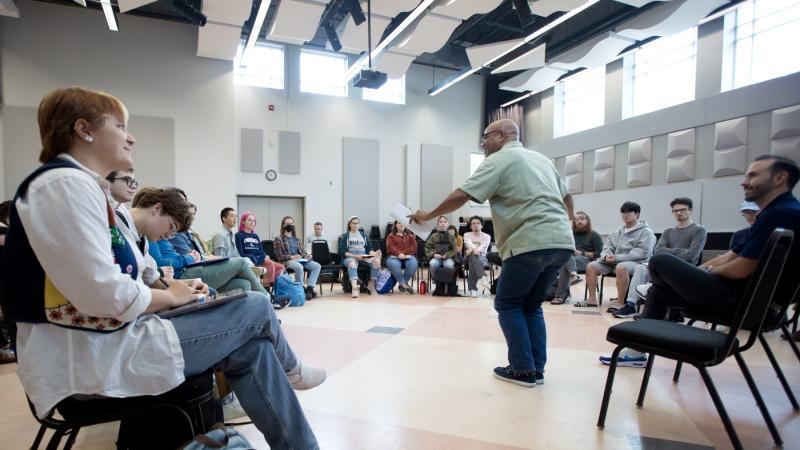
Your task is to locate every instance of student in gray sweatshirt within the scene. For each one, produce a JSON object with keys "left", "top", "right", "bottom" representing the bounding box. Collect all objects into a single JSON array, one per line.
[
  {"left": 577, "top": 201, "right": 656, "bottom": 307},
  {"left": 612, "top": 197, "right": 707, "bottom": 320}
]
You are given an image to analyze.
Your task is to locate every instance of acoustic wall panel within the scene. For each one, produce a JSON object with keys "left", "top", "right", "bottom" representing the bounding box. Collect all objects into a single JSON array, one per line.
[
  {"left": 421, "top": 143, "right": 454, "bottom": 214},
  {"left": 667, "top": 128, "right": 695, "bottom": 182},
  {"left": 713, "top": 117, "right": 747, "bottom": 177},
  {"left": 593, "top": 146, "right": 614, "bottom": 191},
  {"left": 278, "top": 130, "right": 300, "bottom": 175},
  {"left": 240, "top": 128, "right": 263, "bottom": 173},
  {"left": 565, "top": 153, "right": 583, "bottom": 194},
  {"left": 771, "top": 104, "right": 800, "bottom": 162},
  {"left": 343, "top": 137, "right": 380, "bottom": 229},
  {"left": 627, "top": 138, "right": 652, "bottom": 187}
]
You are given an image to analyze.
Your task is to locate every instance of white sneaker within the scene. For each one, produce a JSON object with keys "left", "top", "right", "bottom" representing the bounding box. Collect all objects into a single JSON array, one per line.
[
  {"left": 220, "top": 392, "right": 247, "bottom": 421},
  {"left": 470, "top": 290, "right": 478, "bottom": 298},
  {"left": 287, "top": 362, "right": 327, "bottom": 390},
  {"left": 636, "top": 283, "right": 652, "bottom": 300},
  {"left": 476, "top": 276, "right": 490, "bottom": 292}
]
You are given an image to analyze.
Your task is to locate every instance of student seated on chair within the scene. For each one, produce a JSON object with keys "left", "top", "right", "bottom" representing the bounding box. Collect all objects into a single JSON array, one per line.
[
  {"left": 386, "top": 220, "right": 417, "bottom": 295},
  {"left": 149, "top": 205, "right": 269, "bottom": 297},
  {"left": 463, "top": 215, "right": 491, "bottom": 298},
  {"left": 601, "top": 155, "right": 800, "bottom": 368},
  {"left": 4, "top": 87, "right": 324, "bottom": 449},
  {"left": 611, "top": 197, "right": 707, "bottom": 319},
  {"left": 339, "top": 216, "right": 382, "bottom": 298},
  {"left": 577, "top": 202, "right": 655, "bottom": 308},
  {"left": 425, "top": 216, "right": 457, "bottom": 282},
  {"left": 447, "top": 224, "right": 464, "bottom": 264},
  {"left": 730, "top": 201, "right": 760, "bottom": 250},
  {"left": 274, "top": 216, "right": 322, "bottom": 300},
  {"left": 230, "top": 211, "right": 285, "bottom": 286},
  {"left": 551, "top": 211, "right": 603, "bottom": 305},
  {"left": 305, "top": 221, "right": 328, "bottom": 253}
]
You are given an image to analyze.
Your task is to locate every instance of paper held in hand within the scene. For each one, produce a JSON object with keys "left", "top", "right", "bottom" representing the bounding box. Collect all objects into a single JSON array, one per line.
[{"left": 390, "top": 203, "right": 435, "bottom": 240}]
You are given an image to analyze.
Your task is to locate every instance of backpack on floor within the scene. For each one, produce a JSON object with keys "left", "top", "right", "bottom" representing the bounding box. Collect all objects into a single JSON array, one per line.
[
  {"left": 274, "top": 273, "right": 305, "bottom": 307},
  {"left": 180, "top": 423, "right": 255, "bottom": 450},
  {"left": 375, "top": 269, "right": 396, "bottom": 294},
  {"left": 432, "top": 267, "right": 459, "bottom": 297}
]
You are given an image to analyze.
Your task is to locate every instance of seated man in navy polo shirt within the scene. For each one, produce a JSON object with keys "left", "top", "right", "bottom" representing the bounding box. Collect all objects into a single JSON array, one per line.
[{"left": 601, "top": 154, "right": 800, "bottom": 367}]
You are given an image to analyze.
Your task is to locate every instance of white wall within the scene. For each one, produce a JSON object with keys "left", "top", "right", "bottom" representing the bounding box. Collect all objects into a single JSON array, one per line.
[{"left": 0, "top": 0, "right": 482, "bottom": 238}]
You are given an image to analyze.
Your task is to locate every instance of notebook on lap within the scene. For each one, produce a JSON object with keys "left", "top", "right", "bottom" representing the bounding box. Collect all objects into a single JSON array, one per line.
[
  {"left": 185, "top": 257, "right": 229, "bottom": 268},
  {"left": 157, "top": 288, "right": 247, "bottom": 318}
]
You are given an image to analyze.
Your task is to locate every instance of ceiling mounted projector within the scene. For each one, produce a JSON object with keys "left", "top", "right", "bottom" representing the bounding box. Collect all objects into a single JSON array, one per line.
[{"left": 353, "top": 68, "right": 387, "bottom": 89}]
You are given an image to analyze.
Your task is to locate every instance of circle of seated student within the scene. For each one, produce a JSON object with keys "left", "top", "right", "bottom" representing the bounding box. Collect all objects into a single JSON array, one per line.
[
  {"left": 425, "top": 216, "right": 457, "bottom": 282},
  {"left": 4, "top": 86, "right": 325, "bottom": 449},
  {"left": 463, "top": 215, "right": 492, "bottom": 298},
  {"left": 339, "top": 216, "right": 382, "bottom": 298},
  {"left": 146, "top": 200, "right": 269, "bottom": 297},
  {"left": 232, "top": 211, "right": 285, "bottom": 287},
  {"left": 274, "top": 215, "right": 322, "bottom": 300},
  {"left": 386, "top": 220, "right": 418, "bottom": 295}
]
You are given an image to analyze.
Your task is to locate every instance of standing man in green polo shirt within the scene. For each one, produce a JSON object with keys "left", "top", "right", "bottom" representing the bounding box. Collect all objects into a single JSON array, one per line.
[{"left": 410, "top": 119, "right": 575, "bottom": 387}]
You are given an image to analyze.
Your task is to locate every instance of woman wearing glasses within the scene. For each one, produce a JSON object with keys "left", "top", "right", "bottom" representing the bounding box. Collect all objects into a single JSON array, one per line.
[{"left": 3, "top": 87, "right": 323, "bottom": 449}]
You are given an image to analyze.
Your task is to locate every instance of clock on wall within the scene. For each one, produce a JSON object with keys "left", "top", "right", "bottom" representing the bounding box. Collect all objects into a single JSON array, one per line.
[{"left": 265, "top": 169, "right": 277, "bottom": 181}]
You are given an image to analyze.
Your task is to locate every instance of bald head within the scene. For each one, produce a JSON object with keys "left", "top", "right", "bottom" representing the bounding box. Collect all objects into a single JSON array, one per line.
[{"left": 481, "top": 119, "right": 520, "bottom": 155}]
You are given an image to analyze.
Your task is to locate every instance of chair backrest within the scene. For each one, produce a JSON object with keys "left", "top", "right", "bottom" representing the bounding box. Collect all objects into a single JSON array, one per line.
[
  {"left": 384, "top": 222, "right": 393, "bottom": 239},
  {"left": 723, "top": 228, "right": 793, "bottom": 359},
  {"left": 261, "top": 240, "right": 277, "bottom": 261},
  {"left": 416, "top": 239, "right": 426, "bottom": 261},
  {"left": 311, "top": 241, "right": 332, "bottom": 265},
  {"left": 370, "top": 225, "right": 381, "bottom": 240}
]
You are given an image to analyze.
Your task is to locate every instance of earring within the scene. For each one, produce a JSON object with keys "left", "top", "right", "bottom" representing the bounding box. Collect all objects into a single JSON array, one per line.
[{"left": 84, "top": 136, "right": 94, "bottom": 143}]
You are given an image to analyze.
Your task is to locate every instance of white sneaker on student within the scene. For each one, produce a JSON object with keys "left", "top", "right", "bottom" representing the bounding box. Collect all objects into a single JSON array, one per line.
[
  {"left": 287, "top": 362, "right": 327, "bottom": 390},
  {"left": 220, "top": 392, "right": 247, "bottom": 421},
  {"left": 470, "top": 290, "right": 478, "bottom": 298},
  {"left": 476, "top": 276, "right": 490, "bottom": 292},
  {"left": 636, "top": 283, "right": 652, "bottom": 300}
]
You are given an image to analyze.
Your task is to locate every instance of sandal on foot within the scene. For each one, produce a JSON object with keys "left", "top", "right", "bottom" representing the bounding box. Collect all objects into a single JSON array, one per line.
[
  {"left": 550, "top": 297, "right": 566, "bottom": 305},
  {"left": 574, "top": 300, "right": 598, "bottom": 307}
]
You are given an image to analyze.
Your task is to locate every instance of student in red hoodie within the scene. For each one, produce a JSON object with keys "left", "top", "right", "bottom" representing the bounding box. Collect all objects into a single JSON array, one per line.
[{"left": 386, "top": 221, "right": 418, "bottom": 294}]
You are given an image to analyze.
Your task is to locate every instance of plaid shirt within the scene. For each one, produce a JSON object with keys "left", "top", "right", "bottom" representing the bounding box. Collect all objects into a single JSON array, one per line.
[{"left": 273, "top": 235, "right": 307, "bottom": 263}]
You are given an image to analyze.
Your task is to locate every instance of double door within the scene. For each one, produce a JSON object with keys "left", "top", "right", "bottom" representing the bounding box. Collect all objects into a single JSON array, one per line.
[{"left": 236, "top": 196, "right": 305, "bottom": 244}]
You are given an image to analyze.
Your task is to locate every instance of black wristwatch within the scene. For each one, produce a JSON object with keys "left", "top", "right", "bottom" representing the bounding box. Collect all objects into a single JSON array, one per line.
[{"left": 580, "top": 251, "right": 586, "bottom": 257}]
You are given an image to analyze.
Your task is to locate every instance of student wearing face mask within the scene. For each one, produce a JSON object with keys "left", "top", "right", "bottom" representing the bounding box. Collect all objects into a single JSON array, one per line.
[{"left": 274, "top": 216, "right": 322, "bottom": 300}]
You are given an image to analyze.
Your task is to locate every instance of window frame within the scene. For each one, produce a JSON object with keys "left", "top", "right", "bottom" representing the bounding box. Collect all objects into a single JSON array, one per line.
[
  {"left": 361, "top": 75, "right": 406, "bottom": 105},
  {"left": 299, "top": 48, "right": 349, "bottom": 98},
  {"left": 233, "top": 41, "right": 285, "bottom": 90},
  {"left": 553, "top": 65, "right": 606, "bottom": 137}
]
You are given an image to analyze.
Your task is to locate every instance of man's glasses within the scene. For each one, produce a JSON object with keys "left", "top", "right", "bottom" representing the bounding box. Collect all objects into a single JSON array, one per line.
[
  {"left": 481, "top": 130, "right": 502, "bottom": 142},
  {"left": 671, "top": 208, "right": 690, "bottom": 214},
  {"left": 112, "top": 176, "right": 139, "bottom": 190}
]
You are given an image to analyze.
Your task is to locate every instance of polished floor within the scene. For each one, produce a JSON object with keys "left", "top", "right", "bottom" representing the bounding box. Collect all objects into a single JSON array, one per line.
[{"left": 1, "top": 277, "right": 798, "bottom": 449}]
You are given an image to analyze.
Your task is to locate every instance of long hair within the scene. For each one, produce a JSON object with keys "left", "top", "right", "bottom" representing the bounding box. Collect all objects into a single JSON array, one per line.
[
  {"left": 280, "top": 215, "right": 296, "bottom": 238},
  {"left": 573, "top": 211, "right": 592, "bottom": 235},
  {"left": 239, "top": 211, "right": 256, "bottom": 232}
]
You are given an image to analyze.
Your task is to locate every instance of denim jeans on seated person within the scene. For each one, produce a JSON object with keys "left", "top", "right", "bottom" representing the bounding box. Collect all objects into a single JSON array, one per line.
[
  {"left": 386, "top": 256, "right": 418, "bottom": 284},
  {"left": 494, "top": 248, "right": 572, "bottom": 374},
  {"left": 169, "top": 291, "right": 318, "bottom": 449},
  {"left": 285, "top": 259, "right": 322, "bottom": 287},
  {"left": 182, "top": 256, "right": 268, "bottom": 296},
  {"left": 428, "top": 257, "right": 455, "bottom": 279},
  {"left": 342, "top": 257, "right": 381, "bottom": 280},
  {"left": 554, "top": 255, "right": 590, "bottom": 299}
]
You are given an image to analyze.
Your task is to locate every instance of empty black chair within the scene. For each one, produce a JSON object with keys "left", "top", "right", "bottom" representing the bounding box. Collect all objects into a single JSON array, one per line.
[
  {"left": 597, "top": 229, "right": 793, "bottom": 450},
  {"left": 415, "top": 239, "right": 428, "bottom": 291},
  {"left": 311, "top": 240, "right": 341, "bottom": 294}
]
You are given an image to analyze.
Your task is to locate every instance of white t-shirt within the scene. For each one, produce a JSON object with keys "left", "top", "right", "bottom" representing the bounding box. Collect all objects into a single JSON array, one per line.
[{"left": 347, "top": 232, "right": 366, "bottom": 255}]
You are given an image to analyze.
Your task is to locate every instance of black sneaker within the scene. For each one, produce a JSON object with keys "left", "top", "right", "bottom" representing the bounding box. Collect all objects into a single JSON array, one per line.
[
  {"left": 612, "top": 303, "right": 638, "bottom": 318},
  {"left": 534, "top": 371, "right": 544, "bottom": 385},
  {"left": 272, "top": 296, "right": 291, "bottom": 309},
  {"left": 493, "top": 366, "right": 536, "bottom": 387},
  {"left": 309, "top": 287, "right": 318, "bottom": 299}
]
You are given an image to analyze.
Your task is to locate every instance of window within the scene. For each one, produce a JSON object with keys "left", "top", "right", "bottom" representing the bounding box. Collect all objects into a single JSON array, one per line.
[
  {"left": 234, "top": 42, "right": 284, "bottom": 89},
  {"left": 362, "top": 76, "right": 405, "bottom": 104},
  {"left": 725, "top": 0, "right": 800, "bottom": 90},
  {"left": 300, "top": 49, "right": 348, "bottom": 97},
  {"left": 554, "top": 66, "right": 605, "bottom": 137},
  {"left": 628, "top": 27, "right": 698, "bottom": 117}
]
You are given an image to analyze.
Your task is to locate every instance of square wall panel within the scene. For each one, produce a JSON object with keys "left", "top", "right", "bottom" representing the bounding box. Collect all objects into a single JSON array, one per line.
[
  {"left": 771, "top": 136, "right": 800, "bottom": 163},
  {"left": 713, "top": 146, "right": 747, "bottom": 177},
  {"left": 667, "top": 128, "right": 695, "bottom": 158},
  {"left": 771, "top": 104, "right": 800, "bottom": 140},
  {"left": 594, "top": 146, "right": 614, "bottom": 170},
  {"left": 594, "top": 167, "right": 614, "bottom": 191},
  {"left": 667, "top": 154, "right": 694, "bottom": 183},
  {"left": 714, "top": 117, "right": 747, "bottom": 150},
  {"left": 566, "top": 173, "right": 583, "bottom": 194},
  {"left": 627, "top": 161, "right": 651, "bottom": 187},
  {"left": 565, "top": 153, "right": 583, "bottom": 175},
  {"left": 627, "top": 138, "right": 652, "bottom": 165}
]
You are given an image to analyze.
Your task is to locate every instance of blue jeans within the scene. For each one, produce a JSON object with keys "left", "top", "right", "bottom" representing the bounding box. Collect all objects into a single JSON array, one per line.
[
  {"left": 494, "top": 249, "right": 572, "bottom": 374},
  {"left": 169, "top": 292, "right": 318, "bottom": 449},
  {"left": 386, "top": 256, "right": 418, "bottom": 284},
  {"left": 342, "top": 256, "right": 381, "bottom": 280},
  {"left": 428, "top": 257, "right": 455, "bottom": 279},
  {"left": 285, "top": 259, "right": 321, "bottom": 287}
]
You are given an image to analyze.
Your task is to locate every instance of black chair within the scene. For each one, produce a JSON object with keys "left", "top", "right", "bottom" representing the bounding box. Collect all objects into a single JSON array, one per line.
[
  {"left": 311, "top": 240, "right": 341, "bottom": 294},
  {"left": 369, "top": 225, "right": 381, "bottom": 240},
  {"left": 261, "top": 240, "right": 277, "bottom": 262},
  {"left": 597, "top": 229, "right": 794, "bottom": 450},
  {"left": 29, "top": 369, "right": 216, "bottom": 450},
  {"left": 415, "top": 239, "right": 428, "bottom": 292}
]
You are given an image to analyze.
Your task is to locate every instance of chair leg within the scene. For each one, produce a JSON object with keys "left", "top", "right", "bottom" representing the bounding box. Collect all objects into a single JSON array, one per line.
[
  {"left": 782, "top": 324, "right": 800, "bottom": 361},
  {"left": 672, "top": 362, "right": 683, "bottom": 384},
  {"left": 758, "top": 332, "right": 800, "bottom": 411},
  {"left": 62, "top": 427, "right": 80, "bottom": 450},
  {"left": 45, "top": 427, "right": 70, "bottom": 450},
  {"left": 31, "top": 424, "right": 48, "bottom": 450},
  {"left": 734, "top": 352, "right": 782, "bottom": 446},
  {"left": 636, "top": 354, "right": 655, "bottom": 408},
  {"left": 698, "top": 366, "right": 743, "bottom": 450},
  {"left": 597, "top": 346, "right": 623, "bottom": 429},
  {"left": 599, "top": 275, "right": 604, "bottom": 306}
]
